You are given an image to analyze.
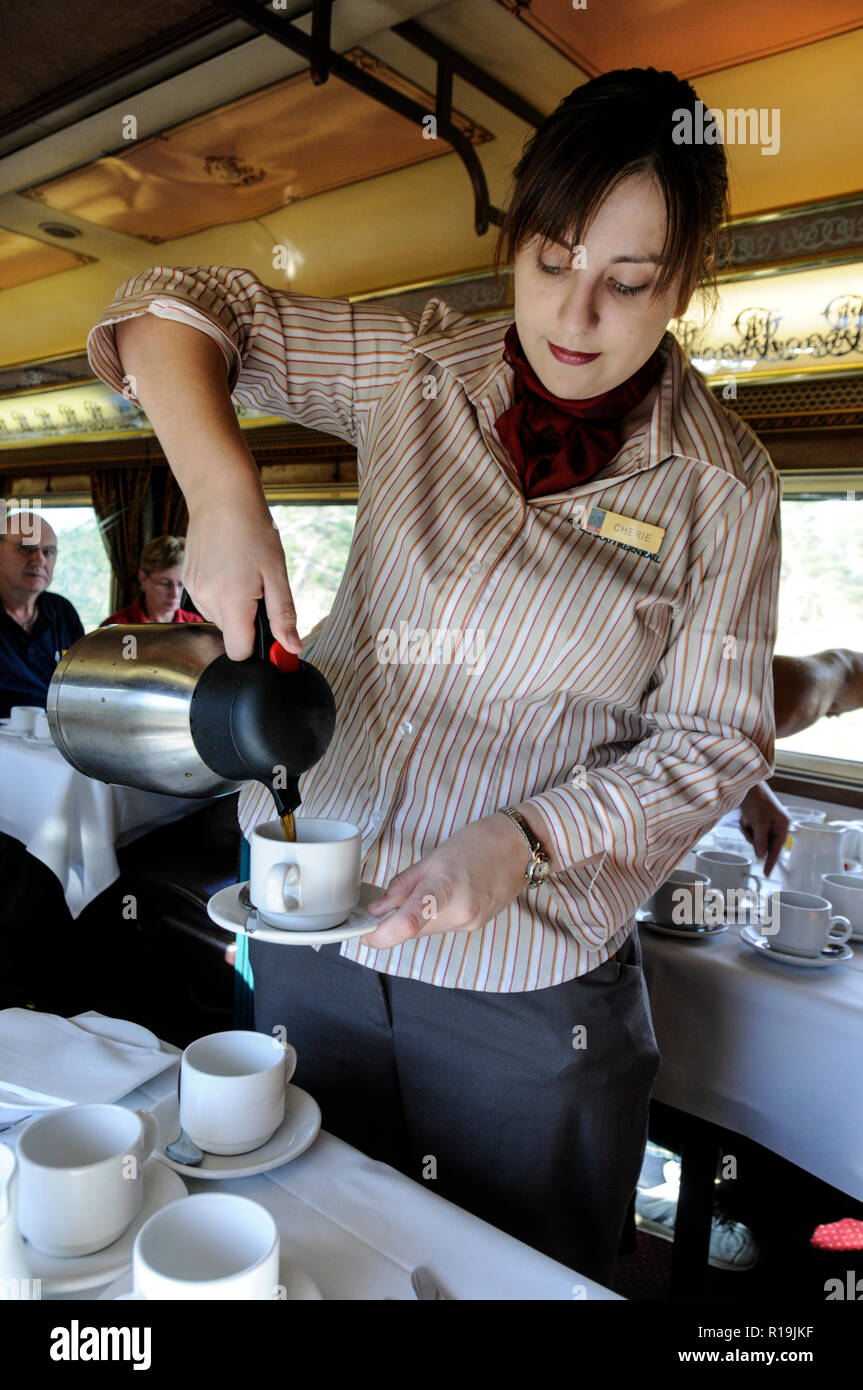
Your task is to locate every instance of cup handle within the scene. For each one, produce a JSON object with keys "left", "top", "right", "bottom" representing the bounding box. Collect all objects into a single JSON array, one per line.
[
  {"left": 135, "top": 1109, "right": 159, "bottom": 1163},
  {"left": 828, "top": 915, "right": 852, "bottom": 946},
  {"left": 267, "top": 863, "right": 301, "bottom": 913},
  {"left": 282, "top": 1043, "right": 298, "bottom": 1087}
]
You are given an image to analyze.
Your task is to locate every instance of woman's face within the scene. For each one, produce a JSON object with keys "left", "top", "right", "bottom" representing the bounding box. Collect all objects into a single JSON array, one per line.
[{"left": 512, "top": 171, "right": 688, "bottom": 399}]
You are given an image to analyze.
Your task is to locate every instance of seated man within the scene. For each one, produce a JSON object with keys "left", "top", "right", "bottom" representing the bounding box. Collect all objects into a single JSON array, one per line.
[
  {"left": 0, "top": 508, "right": 84, "bottom": 718},
  {"left": 102, "top": 534, "right": 203, "bottom": 626}
]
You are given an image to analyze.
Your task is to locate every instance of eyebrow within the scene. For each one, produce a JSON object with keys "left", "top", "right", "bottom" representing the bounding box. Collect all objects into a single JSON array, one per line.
[{"left": 544, "top": 236, "right": 663, "bottom": 265}]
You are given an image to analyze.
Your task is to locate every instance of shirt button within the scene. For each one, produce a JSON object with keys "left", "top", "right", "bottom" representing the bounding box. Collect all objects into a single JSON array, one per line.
[
  {"left": 397, "top": 720, "right": 413, "bottom": 737},
  {"left": 469, "top": 561, "right": 484, "bottom": 575},
  {"left": 369, "top": 810, "right": 384, "bottom": 827}
]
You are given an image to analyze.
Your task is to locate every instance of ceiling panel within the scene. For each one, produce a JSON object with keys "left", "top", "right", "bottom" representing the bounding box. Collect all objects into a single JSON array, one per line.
[
  {"left": 497, "top": 0, "right": 863, "bottom": 78},
  {"left": 0, "top": 227, "right": 93, "bottom": 291},
  {"left": 19, "top": 47, "right": 491, "bottom": 242}
]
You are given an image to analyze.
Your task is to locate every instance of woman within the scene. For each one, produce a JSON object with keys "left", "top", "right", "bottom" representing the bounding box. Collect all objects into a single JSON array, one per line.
[
  {"left": 86, "top": 68, "right": 781, "bottom": 1287},
  {"left": 101, "top": 534, "right": 202, "bottom": 626}
]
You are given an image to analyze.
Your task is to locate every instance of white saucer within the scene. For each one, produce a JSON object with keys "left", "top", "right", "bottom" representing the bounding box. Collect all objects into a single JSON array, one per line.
[
  {"left": 150, "top": 1084, "right": 321, "bottom": 1178},
  {"left": 636, "top": 909, "right": 728, "bottom": 938},
  {"left": 738, "top": 924, "right": 854, "bottom": 967},
  {"left": 98, "top": 1253, "right": 323, "bottom": 1301},
  {"left": 28, "top": 1158, "right": 187, "bottom": 1293},
  {"left": 207, "top": 880, "right": 395, "bottom": 946}
]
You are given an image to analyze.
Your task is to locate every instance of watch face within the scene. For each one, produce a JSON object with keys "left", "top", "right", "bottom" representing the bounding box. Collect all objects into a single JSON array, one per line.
[{"left": 530, "top": 859, "right": 550, "bottom": 884}]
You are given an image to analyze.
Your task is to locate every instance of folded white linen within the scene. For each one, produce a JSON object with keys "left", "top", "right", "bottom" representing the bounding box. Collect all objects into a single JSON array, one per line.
[{"left": 0, "top": 1009, "right": 176, "bottom": 1106}]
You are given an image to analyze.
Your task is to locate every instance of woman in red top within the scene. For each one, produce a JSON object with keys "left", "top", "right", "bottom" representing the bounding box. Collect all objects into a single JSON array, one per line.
[{"left": 101, "top": 534, "right": 202, "bottom": 625}]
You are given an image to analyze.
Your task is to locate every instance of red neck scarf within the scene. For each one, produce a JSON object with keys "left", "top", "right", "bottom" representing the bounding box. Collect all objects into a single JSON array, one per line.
[{"left": 494, "top": 324, "right": 664, "bottom": 499}]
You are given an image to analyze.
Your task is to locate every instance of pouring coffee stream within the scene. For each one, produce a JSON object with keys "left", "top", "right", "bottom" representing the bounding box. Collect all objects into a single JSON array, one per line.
[{"left": 47, "top": 598, "right": 336, "bottom": 821}]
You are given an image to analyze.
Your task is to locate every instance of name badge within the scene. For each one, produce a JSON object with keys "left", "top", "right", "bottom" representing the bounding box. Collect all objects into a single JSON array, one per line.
[{"left": 577, "top": 505, "right": 665, "bottom": 562}]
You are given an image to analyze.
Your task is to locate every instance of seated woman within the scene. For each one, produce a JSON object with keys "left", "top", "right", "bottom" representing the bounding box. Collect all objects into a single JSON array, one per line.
[{"left": 101, "top": 535, "right": 203, "bottom": 626}]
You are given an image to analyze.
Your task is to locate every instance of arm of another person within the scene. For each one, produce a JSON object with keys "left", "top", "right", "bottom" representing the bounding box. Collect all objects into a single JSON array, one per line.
[
  {"left": 737, "top": 648, "right": 863, "bottom": 872},
  {"left": 773, "top": 650, "right": 863, "bottom": 735}
]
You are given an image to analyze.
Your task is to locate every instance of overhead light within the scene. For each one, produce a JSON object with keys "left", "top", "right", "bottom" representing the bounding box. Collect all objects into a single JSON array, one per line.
[{"left": 38, "top": 221, "right": 81, "bottom": 239}]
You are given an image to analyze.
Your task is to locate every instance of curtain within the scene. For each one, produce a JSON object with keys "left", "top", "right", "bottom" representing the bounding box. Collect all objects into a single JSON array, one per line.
[
  {"left": 90, "top": 467, "right": 152, "bottom": 610},
  {"left": 152, "top": 466, "right": 188, "bottom": 538}
]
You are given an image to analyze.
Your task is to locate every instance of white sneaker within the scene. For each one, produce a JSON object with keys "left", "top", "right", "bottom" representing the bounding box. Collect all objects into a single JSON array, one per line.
[{"left": 634, "top": 1167, "right": 759, "bottom": 1271}]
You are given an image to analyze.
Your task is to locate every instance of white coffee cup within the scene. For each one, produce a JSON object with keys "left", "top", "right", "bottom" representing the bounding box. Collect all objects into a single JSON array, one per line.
[
  {"left": 31, "top": 710, "right": 52, "bottom": 741},
  {"left": 179, "top": 1030, "right": 297, "bottom": 1156},
  {"left": 9, "top": 706, "right": 38, "bottom": 733},
  {"left": 17, "top": 1103, "right": 158, "bottom": 1256},
  {"left": 821, "top": 872, "right": 863, "bottom": 934},
  {"left": 782, "top": 804, "right": 827, "bottom": 824},
  {"left": 644, "top": 869, "right": 711, "bottom": 927},
  {"left": 250, "top": 817, "right": 362, "bottom": 930},
  {"left": 760, "top": 889, "right": 852, "bottom": 956},
  {"left": 131, "top": 1193, "right": 280, "bottom": 1300},
  {"left": 693, "top": 850, "right": 762, "bottom": 922}
]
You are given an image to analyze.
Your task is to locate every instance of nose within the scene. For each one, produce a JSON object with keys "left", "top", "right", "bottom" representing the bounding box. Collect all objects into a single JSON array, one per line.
[{"left": 558, "top": 274, "right": 599, "bottom": 339}]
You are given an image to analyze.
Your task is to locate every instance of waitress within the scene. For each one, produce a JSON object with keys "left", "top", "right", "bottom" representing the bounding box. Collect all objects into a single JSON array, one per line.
[{"left": 87, "top": 67, "right": 781, "bottom": 1287}]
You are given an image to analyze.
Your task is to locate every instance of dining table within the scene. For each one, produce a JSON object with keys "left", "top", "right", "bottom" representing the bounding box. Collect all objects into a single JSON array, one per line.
[
  {"left": 0, "top": 1020, "right": 622, "bottom": 1302},
  {"left": 638, "top": 793, "right": 863, "bottom": 1296},
  {"left": 0, "top": 727, "right": 213, "bottom": 917}
]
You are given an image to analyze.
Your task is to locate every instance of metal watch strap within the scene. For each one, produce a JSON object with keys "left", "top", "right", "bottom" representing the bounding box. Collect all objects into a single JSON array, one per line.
[{"left": 498, "top": 806, "right": 551, "bottom": 886}]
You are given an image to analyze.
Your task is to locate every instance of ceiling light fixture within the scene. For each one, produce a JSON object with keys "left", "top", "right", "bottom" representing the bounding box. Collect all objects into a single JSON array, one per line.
[{"left": 38, "top": 221, "right": 81, "bottom": 239}]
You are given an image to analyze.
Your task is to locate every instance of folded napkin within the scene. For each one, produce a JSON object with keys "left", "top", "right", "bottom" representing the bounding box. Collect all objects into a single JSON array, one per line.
[{"left": 0, "top": 1009, "right": 176, "bottom": 1106}]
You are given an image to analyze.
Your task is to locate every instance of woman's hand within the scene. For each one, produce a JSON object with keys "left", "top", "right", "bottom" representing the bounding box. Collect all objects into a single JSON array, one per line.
[
  {"left": 183, "top": 481, "right": 304, "bottom": 661},
  {"left": 738, "top": 781, "right": 791, "bottom": 876},
  {"left": 362, "top": 814, "right": 532, "bottom": 950}
]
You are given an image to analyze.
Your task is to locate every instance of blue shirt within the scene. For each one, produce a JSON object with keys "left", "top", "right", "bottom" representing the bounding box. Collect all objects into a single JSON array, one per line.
[{"left": 0, "top": 591, "right": 84, "bottom": 718}]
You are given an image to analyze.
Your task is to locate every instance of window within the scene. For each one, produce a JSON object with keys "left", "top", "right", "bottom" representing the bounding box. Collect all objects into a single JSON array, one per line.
[
  {"left": 268, "top": 500, "right": 357, "bottom": 641},
  {"left": 775, "top": 474, "right": 863, "bottom": 778},
  {"left": 39, "top": 503, "right": 113, "bottom": 633}
]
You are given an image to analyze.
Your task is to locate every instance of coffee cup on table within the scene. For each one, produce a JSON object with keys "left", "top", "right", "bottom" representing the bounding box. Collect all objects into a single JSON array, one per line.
[
  {"left": 8, "top": 705, "right": 38, "bottom": 733},
  {"left": 128, "top": 1193, "right": 280, "bottom": 1300},
  {"left": 16, "top": 1103, "right": 158, "bottom": 1256},
  {"left": 179, "top": 1029, "right": 297, "bottom": 1157},
  {"left": 820, "top": 872, "right": 863, "bottom": 936},
  {"left": 644, "top": 869, "right": 712, "bottom": 927},
  {"left": 694, "top": 850, "right": 762, "bottom": 923},
  {"left": 759, "top": 889, "right": 852, "bottom": 956},
  {"left": 249, "top": 817, "right": 362, "bottom": 930}
]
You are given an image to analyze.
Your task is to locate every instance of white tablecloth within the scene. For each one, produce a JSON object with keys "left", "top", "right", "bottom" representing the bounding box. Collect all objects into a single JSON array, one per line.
[
  {"left": 641, "top": 795, "right": 863, "bottom": 1201},
  {"left": 0, "top": 736, "right": 209, "bottom": 917},
  {"left": 1, "top": 1057, "right": 620, "bottom": 1301}
]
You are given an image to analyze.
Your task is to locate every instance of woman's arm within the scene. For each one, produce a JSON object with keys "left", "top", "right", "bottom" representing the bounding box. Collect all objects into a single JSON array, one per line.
[{"left": 114, "top": 314, "right": 302, "bottom": 660}]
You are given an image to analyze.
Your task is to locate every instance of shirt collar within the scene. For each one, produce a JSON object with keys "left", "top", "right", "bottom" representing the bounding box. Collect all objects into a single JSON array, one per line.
[{"left": 406, "top": 297, "right": 746, "bottom": 486}]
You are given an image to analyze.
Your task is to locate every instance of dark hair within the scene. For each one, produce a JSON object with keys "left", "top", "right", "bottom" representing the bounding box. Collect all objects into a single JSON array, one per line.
[{"left": 493, "top": 68, "right": 731, "bottom": 318}]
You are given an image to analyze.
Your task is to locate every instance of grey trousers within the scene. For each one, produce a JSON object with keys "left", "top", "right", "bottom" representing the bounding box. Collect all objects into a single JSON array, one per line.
[{"left": 249, "top": 925, "right": 660, "bottom": 1289}]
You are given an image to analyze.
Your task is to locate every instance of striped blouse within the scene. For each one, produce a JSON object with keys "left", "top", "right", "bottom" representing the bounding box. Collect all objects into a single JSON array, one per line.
[{"left": 87, "top": 265, "right": 781, "bottom": 991}]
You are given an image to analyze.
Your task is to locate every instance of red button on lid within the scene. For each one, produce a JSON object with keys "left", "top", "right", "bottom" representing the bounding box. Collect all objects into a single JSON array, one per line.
[{"left": 269, "top": 641, "right": 300, "bottom": 672}]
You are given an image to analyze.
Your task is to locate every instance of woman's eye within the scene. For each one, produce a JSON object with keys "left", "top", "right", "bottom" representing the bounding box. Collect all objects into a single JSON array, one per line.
[
  {"left": 610, "top": 279, "right": 650, "bottom": 297},
  {"left": 537, "top": 259, "right": 565, "bottom": 276}
]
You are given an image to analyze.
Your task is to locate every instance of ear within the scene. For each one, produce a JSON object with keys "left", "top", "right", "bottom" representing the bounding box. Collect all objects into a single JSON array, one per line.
[{"left": 137, "top": 569, "right": 147, "bottom": 585}]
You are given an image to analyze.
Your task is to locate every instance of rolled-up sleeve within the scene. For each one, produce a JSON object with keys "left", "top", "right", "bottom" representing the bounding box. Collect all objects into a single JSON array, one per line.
[
  {"left": 86, "top": 264, "right": 416, "bottom": 451},
  {"left": 524, "top": 460, "right": 782, "bottom": 931}
]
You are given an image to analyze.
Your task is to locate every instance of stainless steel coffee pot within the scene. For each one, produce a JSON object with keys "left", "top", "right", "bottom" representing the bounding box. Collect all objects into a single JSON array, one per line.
[{"left": 46, "top": 601, "right": 336, "bottom": 816}]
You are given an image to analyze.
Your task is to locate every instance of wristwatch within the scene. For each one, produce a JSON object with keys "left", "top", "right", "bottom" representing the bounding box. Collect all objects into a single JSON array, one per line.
[{"left": 497, "top": 807, "right": 551, "bottom": 887}]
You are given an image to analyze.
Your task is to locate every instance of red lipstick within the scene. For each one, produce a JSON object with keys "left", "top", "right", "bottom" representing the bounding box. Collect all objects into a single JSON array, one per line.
[{"left": 548, "top": 342, "right": 601, "bottom": 366}]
